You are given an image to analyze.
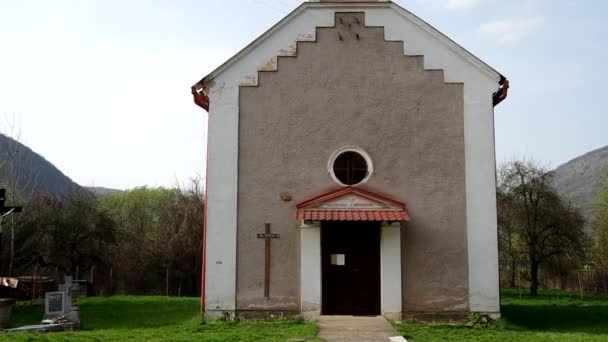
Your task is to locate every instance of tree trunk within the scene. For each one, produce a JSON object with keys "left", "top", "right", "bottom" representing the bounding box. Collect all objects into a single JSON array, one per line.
[
  {"left": 8, "top": 219, "right": 14, "bottom": 275},
  {"left": 530, "top": 259, "right": 539, "bottom": 296},
  {"left": 8, "top": 169, "right": 16, "bottom": 276},
  {"left": 166, "top": 267, "right": 169, "bottom": 297},
  {"left": 510, "top": 258, "right": 516, "bottom": 288},
  {"left": 109, "top": 267, "right": 113, "bottom": 295},
  {"left": 0, "top": 217, "right": 3, "bottom": 271}
]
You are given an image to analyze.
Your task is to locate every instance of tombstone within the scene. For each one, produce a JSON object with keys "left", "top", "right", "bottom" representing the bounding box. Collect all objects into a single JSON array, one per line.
[
  {"left": 6, "top": 290, "right": 79, "bottom": 333},
  {"left": 43, "top": 276, "right": 78, "bottom": 321},
  {"left": 57, "top": 276, "right": 75, "bottom": 310},
  {"left": 45, "top": 291, "right": 67, "bottom": 317}
]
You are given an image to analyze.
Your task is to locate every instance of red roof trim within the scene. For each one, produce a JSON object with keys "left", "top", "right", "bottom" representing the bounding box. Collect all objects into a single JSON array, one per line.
[
  {"left": 296, "top": 187, "right": 410, "bottom": 222},
  {"left": 297, "top": 210, "right": 410, "bottom": 222},
  {"left": 296, "top": 186, "right": 406, "bottom": 209}
]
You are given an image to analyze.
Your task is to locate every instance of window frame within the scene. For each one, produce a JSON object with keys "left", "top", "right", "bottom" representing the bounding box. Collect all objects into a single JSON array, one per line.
[{"left": 327, "top": 146, "right": 374, "bottom": 187}]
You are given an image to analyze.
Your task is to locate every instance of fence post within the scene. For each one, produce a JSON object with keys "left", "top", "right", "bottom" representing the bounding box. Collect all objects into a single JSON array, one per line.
[
  {"left": 166, "top": 267, "right": 169, "bottom": 297},
  {"left": 90, "top": 265, "right": 95, "bottom": 296},
  {"left": 55, "top": 266, "right": 59, "bottom": 289},
  {"left": 35, "top": 265, "right": 39, "bottom": 299},
  {"left": 518, "top": 272, "right": 522, "bottom": 300},
  {"left": 31, "top": 266, "right": 36, "bottom": 301},
  {"left": 577, "top": 272, "right": 583, "bottom": 300}
]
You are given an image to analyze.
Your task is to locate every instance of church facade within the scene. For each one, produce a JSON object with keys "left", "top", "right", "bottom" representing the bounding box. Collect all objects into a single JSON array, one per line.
[{"left": 192, "top": 0, "right": 508, "bottom": 320}]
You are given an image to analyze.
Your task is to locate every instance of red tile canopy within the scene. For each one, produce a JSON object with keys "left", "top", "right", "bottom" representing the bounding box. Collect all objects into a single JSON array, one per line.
[{"left": 296, "top": 187, "right": 410, "bottom": 222}]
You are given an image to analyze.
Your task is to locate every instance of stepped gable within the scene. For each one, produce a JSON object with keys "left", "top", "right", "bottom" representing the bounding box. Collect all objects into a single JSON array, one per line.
[{"left": 240, "top": 12, "right": 455, "bottom": 89}]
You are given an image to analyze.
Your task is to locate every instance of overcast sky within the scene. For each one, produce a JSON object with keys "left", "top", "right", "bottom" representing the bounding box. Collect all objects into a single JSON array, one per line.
[{"left": 1, "top": 0, "right": 606, "bottom": 190}]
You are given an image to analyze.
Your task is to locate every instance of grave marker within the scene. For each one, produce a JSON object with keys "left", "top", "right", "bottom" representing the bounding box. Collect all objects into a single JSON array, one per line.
[{"left": 45, "top": 291, "right": 67, "bottom": 317}]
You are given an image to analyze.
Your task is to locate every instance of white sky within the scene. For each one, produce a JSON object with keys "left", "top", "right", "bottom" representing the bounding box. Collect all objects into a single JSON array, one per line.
[{"left": 1, "top": 0, "right": 606, "bottom": 189}]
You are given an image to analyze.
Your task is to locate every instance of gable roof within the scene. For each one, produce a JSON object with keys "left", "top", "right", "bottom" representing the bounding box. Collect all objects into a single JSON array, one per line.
[
  {"left": 296, "top": 186, "right": 410, "bottom": 221},
  {"left": 195, "top": 1, "right": 503, "bottom": 87}
]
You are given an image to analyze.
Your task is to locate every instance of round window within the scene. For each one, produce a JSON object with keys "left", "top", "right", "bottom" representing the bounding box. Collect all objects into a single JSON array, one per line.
[{"left": 330, "top": 149, "right": 371, "bottom": 186}]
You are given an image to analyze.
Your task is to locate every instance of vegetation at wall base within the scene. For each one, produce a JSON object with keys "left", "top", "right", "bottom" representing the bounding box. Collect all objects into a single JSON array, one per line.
[
  {"left": 3, "top": 296, "right": 317, "bottom": 341},
  {"left": 395, "top": 288, "right": 608, "bottom": 341}
]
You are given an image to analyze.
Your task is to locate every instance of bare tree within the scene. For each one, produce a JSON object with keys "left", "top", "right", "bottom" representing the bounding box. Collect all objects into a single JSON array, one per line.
[
  {"left": 498, "top": 160, "right": 587, "bottom": 295},
  {"left": 497, "top": 181, "right": 521, "bottom": 288},
  {"left": 592, "top": 169, "right": 608, "bottom": 292}
]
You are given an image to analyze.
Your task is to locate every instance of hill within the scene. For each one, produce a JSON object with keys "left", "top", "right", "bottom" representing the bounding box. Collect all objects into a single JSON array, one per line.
[
  {"left": 553, "top": 145, "right": 608, "bottom": 224},
  {"left": 86, "top": 186, "right": 122, "bottom": 196},
  {"left": 0, "top": 134, "right": 81, "bottom": 200}
]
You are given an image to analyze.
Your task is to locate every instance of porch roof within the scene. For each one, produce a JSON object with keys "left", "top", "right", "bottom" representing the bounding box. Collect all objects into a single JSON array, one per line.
[{"left": 295, "top": 187, "right": 410, "bottom": 222}]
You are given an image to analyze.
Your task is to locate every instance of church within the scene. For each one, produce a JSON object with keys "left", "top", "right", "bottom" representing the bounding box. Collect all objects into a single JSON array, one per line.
[{"left": 191, "top": 0, "right": 508, "bottom": 320}]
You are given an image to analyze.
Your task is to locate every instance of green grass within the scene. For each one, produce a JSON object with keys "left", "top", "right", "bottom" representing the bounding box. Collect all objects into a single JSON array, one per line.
[
  {"left": 395, "top": 288, "right": 608, "bottom": 341},
  {"left": 2, "top": 296, "right": 317, "bottom": 341},
  {"left": 4, "top": 289, "right": 608, "bottom": 341}
]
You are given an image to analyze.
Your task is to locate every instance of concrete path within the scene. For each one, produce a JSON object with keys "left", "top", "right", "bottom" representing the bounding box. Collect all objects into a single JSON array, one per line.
[{"left": 317, "top": 316, "right": 406, "bottom": 342}]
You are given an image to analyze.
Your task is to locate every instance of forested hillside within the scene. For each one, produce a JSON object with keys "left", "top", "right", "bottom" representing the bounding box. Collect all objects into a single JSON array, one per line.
[
  {"left": 553, "top": 145, "right": 608, "bottom": 224},
  {"left": 86, "top": 186, "right": 122, "bottom": 196},
  {"left": 0, "top": 133, "right": 81, "bottom": 199}
]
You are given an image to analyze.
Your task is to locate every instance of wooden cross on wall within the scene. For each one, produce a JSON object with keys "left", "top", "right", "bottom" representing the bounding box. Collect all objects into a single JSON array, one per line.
[{"left": 257, "top": 223, "right": 279, "bottom": 299}]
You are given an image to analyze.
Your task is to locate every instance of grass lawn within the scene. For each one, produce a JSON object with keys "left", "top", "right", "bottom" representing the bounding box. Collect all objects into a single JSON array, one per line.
[
  {"left": 395, "top": 288, "right": 608, "bottom": 341},
  {"left": 3, "top": 289, "right": 608, "bottom": 341},
  {"left": 2, "top": 296, "right": 317, "bottom": 341}
]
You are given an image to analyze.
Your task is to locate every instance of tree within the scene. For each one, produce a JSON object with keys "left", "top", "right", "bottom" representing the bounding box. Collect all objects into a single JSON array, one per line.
[
  {"left": 14, "top": 190, "right": 117, "bottom": 275},
  {"left": 497, "top": 160, "right": 587, "bottom": 295},
  {"left": 0, "top": 187, "right": 20, "bottom": 273},
  {"left": 497, "top": 184, "right": 521, "bottom": 288},
  {"left": 99, "top": 186, "right": 173, "bottom": 293},
  {"left": 98, "top": 180, "right": 203, "bottom": 295},
  {"left": 159, "top": 179, "right": 204, "bottom": 296},
  {"left": 0, "top": 115, "right": 39, "bottom": 275},
  {"left": 592, "top": 169, "right": 608, "bottom": 291}
]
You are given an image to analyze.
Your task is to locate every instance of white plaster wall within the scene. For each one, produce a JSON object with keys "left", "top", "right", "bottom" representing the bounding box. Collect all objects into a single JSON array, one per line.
[
  {"left": 300, "top": 222, "right": 321, "bottom": 318},
  {"left": 202, "top": 2, "right": 501, "bottom": 315},
  {"left": 381, "top": 223, "right": 402, "bottom": 319},
  {"left": 204, "top": 102, "right": 239, "bottom": 315}
]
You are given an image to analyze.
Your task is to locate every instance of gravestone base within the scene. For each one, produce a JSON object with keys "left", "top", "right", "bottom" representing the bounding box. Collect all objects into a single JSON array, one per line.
[
  {"left": 42, "top": 306, "right": 80, "bottom": 329},
  {"left": 66, "top": 306, "right": 80, "bottom": 325},
  {"left": 3, "top": 321, "right": 78, "bottom": 333},
  {"left": 3, "top": 276, "right": 83, "bottom": 334}
]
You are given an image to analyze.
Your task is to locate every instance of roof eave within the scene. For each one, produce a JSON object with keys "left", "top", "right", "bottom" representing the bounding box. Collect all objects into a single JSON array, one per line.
[{"left": 194, "top": 1, "right": 505, "bottom": 88}]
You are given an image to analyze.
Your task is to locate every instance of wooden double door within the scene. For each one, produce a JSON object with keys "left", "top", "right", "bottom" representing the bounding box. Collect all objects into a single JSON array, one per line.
[{"left": 321, "top": 221, "right": 381, "bottom": 316}]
